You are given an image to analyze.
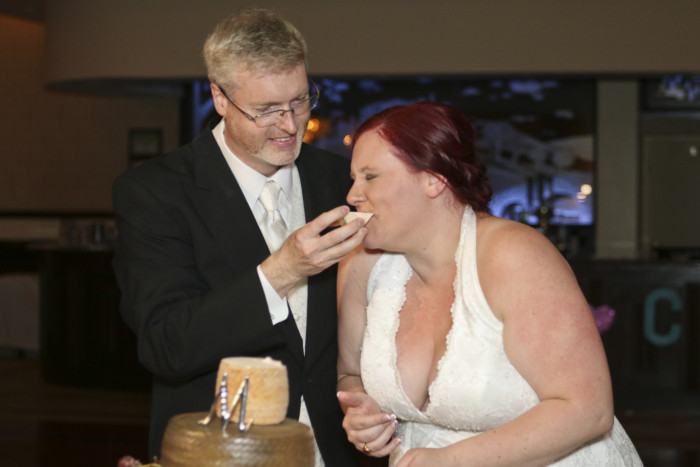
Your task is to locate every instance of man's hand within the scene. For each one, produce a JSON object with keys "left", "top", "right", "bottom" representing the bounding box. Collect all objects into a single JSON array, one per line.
[{"left": 261, "top": 205, "right": 368, "bottom": 298}]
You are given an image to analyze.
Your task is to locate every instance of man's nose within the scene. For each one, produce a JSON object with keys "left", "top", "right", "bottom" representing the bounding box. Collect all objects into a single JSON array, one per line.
[{"left": 276, "top": 109, "right": 298, "bottom": 133}]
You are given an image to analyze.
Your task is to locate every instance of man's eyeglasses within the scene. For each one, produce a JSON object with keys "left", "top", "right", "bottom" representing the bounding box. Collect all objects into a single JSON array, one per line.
[{"left": 217, "top": 81, "right": 320, "bottom": 128}]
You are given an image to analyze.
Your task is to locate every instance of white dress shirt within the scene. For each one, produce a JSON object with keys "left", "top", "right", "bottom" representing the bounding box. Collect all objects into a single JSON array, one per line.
[{"left": 212, "top": 119, "right": 291, "bottom": 324}]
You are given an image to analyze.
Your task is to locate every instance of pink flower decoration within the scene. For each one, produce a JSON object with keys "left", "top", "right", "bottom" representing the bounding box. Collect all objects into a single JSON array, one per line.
[{"left": 590, "top": 304, "right": 615, "bottom": 333}]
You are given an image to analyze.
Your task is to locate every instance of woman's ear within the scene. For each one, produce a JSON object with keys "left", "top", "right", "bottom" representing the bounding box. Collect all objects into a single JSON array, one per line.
[{"left": 425, "top": 172, "right": 448, "bottom": 199}]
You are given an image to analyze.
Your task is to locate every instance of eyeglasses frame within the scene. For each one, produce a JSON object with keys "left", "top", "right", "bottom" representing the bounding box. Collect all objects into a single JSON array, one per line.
[{"left": 216, "top": 80, "right": 320, "bottom": 127}]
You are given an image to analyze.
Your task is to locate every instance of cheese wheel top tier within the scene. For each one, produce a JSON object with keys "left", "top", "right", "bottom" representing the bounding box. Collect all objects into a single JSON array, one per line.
[{"left": 215, "top": 357, "right": 289, "bottom": 425}]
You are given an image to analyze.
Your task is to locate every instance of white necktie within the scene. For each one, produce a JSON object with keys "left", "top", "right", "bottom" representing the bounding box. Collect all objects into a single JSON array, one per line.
[{"left": 258, "top": 180, "right": 287, "bottom": 252}]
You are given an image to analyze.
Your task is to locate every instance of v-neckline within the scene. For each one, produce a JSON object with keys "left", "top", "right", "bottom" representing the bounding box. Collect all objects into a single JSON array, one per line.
[{"left": 391, "top": 259, "right": 459, "bottom": 417}]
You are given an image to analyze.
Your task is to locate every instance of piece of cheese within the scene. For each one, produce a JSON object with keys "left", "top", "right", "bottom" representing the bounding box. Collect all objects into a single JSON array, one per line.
[{"left": 339, "top": 212, "right": 373, "bottom": 226}]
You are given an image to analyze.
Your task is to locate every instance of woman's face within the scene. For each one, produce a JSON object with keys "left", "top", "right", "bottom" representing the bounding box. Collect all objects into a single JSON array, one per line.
[{"left": 347, "top": 129, "right": 430, "bottom": 251}]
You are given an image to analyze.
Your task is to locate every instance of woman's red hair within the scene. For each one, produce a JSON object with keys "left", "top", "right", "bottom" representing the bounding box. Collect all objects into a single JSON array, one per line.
[{"left": 352, "top": 101, "right": 492, "bottom": 212}]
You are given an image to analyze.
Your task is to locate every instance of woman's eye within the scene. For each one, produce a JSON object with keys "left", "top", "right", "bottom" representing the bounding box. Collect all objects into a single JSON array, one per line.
[{"left": 365, "top": 174, "right": 376, "bottom": 181}]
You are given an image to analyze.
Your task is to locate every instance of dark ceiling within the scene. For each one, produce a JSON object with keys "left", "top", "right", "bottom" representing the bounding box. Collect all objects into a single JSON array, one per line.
[{"left": 0, "top": 0, "right": 44, "bottom": 22}]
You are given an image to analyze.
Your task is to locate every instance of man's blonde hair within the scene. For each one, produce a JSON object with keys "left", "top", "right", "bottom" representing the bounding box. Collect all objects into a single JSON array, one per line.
[{"left": 203, "top": 9, "right": 308, "bottom": 90}]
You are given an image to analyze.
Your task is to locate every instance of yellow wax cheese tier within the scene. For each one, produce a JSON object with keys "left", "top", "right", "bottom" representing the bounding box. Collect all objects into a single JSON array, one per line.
[
  {"left": 160, "top": 413, "right": 314, "bottom": 467},
  {"left": 215, "top": 357, "right": 289, "bottom": 425}
]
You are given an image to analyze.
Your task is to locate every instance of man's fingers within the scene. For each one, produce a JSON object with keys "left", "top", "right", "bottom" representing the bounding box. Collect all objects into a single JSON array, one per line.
[
  {"left": 317, "top": 227, "right": 367, "bottom": 266},
  {"left": 270, "top": 206, "right": 366, "bottom": 284},
  {"left": 305, "top": 205, "right": 350, "bottom": 235},
  {"left": 289, "top": 219, "right": 366, "bottom": 272}
]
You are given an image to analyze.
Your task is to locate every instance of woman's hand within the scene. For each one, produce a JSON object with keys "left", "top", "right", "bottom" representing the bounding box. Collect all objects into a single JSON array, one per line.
[{"left": 337, "top": 390, "right": 401, "bottom": 457}]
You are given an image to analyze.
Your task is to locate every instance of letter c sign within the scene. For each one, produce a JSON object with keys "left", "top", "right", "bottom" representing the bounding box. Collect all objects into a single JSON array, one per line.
[{"left": 644, "top": 287, "right": 682, "bottom": 346}]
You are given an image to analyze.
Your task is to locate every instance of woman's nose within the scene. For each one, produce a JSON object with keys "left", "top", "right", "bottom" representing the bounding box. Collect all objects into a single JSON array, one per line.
[{"left": 346, "top": 181, "right": 362, "bottom": 206}]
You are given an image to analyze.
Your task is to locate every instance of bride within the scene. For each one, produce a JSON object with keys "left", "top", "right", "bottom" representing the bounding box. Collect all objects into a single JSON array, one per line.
[{"left": 336, "top": 102, "right": 642, "bottom": 466}]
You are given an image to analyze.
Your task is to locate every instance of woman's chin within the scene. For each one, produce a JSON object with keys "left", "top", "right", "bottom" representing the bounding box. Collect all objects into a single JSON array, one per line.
[{"left": 361, "top": 236, "right": 382, "bottom": 251}]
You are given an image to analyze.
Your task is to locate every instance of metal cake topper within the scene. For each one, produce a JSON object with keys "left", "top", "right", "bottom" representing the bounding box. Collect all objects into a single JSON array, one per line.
[
  {"left": 197, "top": 372, "right": 253, "bottom": 433},
  {"left": 238, "top": 376, "right": 250, "bottom": 432},
  {"left": 220, "top": 372, "right": 230, "bottom": 431}
]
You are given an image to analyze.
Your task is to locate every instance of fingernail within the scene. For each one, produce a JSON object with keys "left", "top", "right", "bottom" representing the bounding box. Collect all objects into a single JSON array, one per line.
[{"left": 392, "top": 420, "right": 398, "bottom": 427}]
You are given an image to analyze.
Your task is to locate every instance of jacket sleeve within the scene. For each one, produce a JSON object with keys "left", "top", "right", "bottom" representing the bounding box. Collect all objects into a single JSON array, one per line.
[{"left": 112, "top": 171, "right": 282, "bottom": 384}]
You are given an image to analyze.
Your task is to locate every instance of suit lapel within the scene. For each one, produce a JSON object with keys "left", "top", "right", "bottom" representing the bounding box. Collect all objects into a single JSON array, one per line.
[
  {"left": 187, "top": 130, "right": 305, "bottom": 367},
  {"left": 296, "top": 148, "right": 344, "bottom": 369},
  {"left": 187, "top": 130, "right": 270, "bottom": 271}
]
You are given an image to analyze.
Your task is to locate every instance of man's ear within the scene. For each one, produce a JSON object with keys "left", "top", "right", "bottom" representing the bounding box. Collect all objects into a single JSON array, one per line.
[
  {"left": 210, "top": 83, "right": 228, "bottom": 118},
  {"left": 425, "top": 172, "right": 448, "bottom": 199}
]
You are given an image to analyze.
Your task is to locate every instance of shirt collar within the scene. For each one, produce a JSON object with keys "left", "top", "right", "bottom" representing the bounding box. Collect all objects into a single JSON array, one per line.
[{"left": 213, "top": 119, "right": 294, "bottom": 207}]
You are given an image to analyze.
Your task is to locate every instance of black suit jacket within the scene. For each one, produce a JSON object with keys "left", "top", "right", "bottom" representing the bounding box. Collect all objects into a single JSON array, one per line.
[{"left": 112, "top": 125, "right": 358, "bottom": 465}]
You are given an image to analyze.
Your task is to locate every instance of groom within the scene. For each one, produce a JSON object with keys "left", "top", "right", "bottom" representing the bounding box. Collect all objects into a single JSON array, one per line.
[{"left": 111, "top": 9, "right": 365, "bottom": 466}]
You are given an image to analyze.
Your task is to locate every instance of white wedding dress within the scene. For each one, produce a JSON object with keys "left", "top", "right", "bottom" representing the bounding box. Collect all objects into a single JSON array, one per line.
[{"left": 360, "top": 207, "right": 643, "bottom": 466}]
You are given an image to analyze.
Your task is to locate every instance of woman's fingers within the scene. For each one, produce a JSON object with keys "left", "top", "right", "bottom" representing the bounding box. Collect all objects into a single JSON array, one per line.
[
  {"left": 367, "top": 436, "right": 402, "bottom": 458},
  {"left": 344, "top": 411, "right": 395, "bottom": 431},
  {"left": 361, "top": 418, "right": 400, "bottom": 457},
  {"left": 337, "top": 390, "right": 400, "bottom": 457}
]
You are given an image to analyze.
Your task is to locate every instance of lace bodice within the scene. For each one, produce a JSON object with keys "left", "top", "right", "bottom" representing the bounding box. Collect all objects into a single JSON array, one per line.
[{"left": 360, "top": 207, "right": 642, "bottom": 466}]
